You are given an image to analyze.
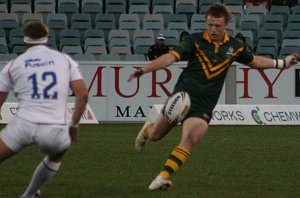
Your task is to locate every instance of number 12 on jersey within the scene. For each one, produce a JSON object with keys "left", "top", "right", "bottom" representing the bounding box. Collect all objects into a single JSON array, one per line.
[{"left": 28, "top": 71, "right": 58, "bottom": 99}]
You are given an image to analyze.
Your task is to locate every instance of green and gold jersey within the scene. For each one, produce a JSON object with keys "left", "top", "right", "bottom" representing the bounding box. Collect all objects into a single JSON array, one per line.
[{"left": 170, "top": 31, "right": 254, "bottom": 120}]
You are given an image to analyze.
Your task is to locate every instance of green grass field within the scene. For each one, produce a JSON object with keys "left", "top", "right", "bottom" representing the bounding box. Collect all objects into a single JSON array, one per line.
[{"left": 0, "top": 124, "right": 299, "bottom": 198}]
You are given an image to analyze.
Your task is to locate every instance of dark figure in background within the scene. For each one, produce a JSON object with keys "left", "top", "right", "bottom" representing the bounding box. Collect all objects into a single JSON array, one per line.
[
  {"left": 148, "top": 34, "right": 169, "bottom": 61},
  {"left": 179, "top": 31, "right": 190, "bottom": 43}
]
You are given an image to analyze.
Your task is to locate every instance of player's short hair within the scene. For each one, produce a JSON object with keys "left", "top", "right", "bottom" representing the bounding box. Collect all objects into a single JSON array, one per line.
[
  {"left": 205, "top": 3, "right": 231, "bottom": 24},
  {"left": 23, "top": 21, "right": 49, "bottom": 44}
]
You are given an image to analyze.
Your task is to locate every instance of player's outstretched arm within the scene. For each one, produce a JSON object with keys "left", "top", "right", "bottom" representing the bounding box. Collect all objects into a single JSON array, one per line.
[
  {"left": 250, "top": 53, "right": 300, "bottom": 69},
  {"left": 127, "top": 53, "right": 177, "bottom": 82},
  {"left": 69, "top": 79, "right": 88, "bottom": 141}
]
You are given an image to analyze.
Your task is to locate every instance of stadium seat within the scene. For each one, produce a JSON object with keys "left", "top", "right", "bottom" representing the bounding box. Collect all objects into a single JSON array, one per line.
[
  {"left": 84, "top": 37, "right": 106, "bottom": 52},
  {"left": 152, "top": 0, "right": 174, "bottom": 7},
  {"left": 48, "top": 30, "right": 57, "bottom": 49},
  {"left": 109, "top": 37, "right": 130, "bottom": 51},
  {"left": 10, "top": 4, "right": 31, "bottom": 23},
  {"left": 0, "top": 36, "right": 7, "bottom": 48},
  {"left": 74, "top": 53, "right": 96, "bottom": 61},
  {"left": 0, "top": 45, "right": 9, "bottom": 54},
  {"left": 0, "top": 13, "right": 19, "bottom": 39},
  {"left": 292, "top": 5, "right": 300, "bottom": 15},
  {"left": 239, "top": 14, "right": 262, "bottom": 28},
  {"left": 129, "top": 0, "right": 150, "bottom": 7},
  {"left": 226, "top": 5, "right": 243, "bottom": 27},
  {"left": 83, "top": 29, "right": 106, "bottom": 48},
  {"left": 133, "top": 30, "right": 154, "bottom": 42},
  {"left": 128, "top": 5, "right": 150, "bottom": 23},
  {"left": 281, "top": 38, "right": 300, "bottom": 48},
  {"left": 133, "top": 37, "right": 153, "bottom": 56},
  {"left": 223, "top": 0, "right": 243, "bottom": 6},
  {"left": 246, "top": 5, "right": 268, "bottom": 26},
  {"left": 83, "top": 29, "right": 105, "bottom": 42},
  {"left": 278, "top": 46, "right": 300, "bottom": 58},
  {"left": 166, "top": 14, "right": 188, "bottom": 29},
  {"left": 9, "top": 27, "right": 23, "bottom": 43},
  {"left": 110, "top": 46, "right": 132, "bottom": 60},
  {"left": 255, "top": 47, "right": 277, "bottom": 59},
  {"left": 11, "top": 0, "right": 32, "bottom": 4},
  {"left": 105, "top": 4, "right": 126, "bottom": 26},
  {"left": 0, "top": 53, "right": 17, "bottom": 61},
  {"left": 57, "top": 2, "right": 79, "bottom": 28},
  {"left": 256, "top": 38, "right": 279, "bottom": 53},
  {"left": 85, "top": 45, "right": 107, "bottom": 60},
  {"left": 81, "top": 0, "right": 103, "bottom": 28},
  {"left": 152, "top": 5, "right": 174, "bottom": 24},
  {"left": 47, "top": 13, "right": 68, "bottom": 44},
  {"left": 191, "top": 23, "right": 207, "bottom": 33},
  {"left": 263, "top": 22, "right": 284, "bottom": 42},
  {"left": 119, "top": 14, "right": 140, "bottom": 42},
  {"left": 22, "top": 13, "right": 43, "bottom": 25},
  {"left": 0, "top": 4, "right": 8, "bottom": 13},
  {"left": 234, "top": 30, "right": 254, "bottom": 49},
  {"left": 62, "top": 45, "right": 83, "bottom": 57},
  {"left": 286, "top": 15, "right": 300, "bottom": 31},
  {"left": 70, "top": 13, "right": 92, "bottom": 44},
  {"left": 59, "top": 29, "right": 81, "bottom": 50},
  {"left": 35, "top": 0, "right": 55, "bottom": 6},
  {"left": 199, "top": 0, "right": 220, "bottom": 9},
  {"left": 95, "top": 14, "right": 116, "bottom": 42},
  {"left": 226, "top": 22, "right": 236, "bottom": 36},
  {"left": 12, "top": 45, "right": 27, "bottom": 55},
  {"left": 282, "top": 30, "right": 300, "bottom": 40},
  {"left": 175, "top": 4, "right": 197, "bottom": 24},
  {"left": 238, "top": 21, "right": 259, "bottom": 45},
  {"left": 257, "top": 30, "right": 279, "bottom": 44},
  {"left": 269, "top": 5, "right": 291, "bottom": 27},
  {"left": 35, "top": 4, "right": 55, "bottom": 23},
  {"left": 158, "top": 30, "right": 179, "bottom": 49},
  {"left": 143, "top": 19, "right": 164, "bottom": 36},
  {"left": 108, "top": 30, "right": 130, "bottom": 41},
  {"left": 124, "top": 54, "right": 146, "bottom": 61},
  {"left": 167, "top": 22, "right": 188, "bottom": 34},
  {"left": 99, "top": 54, "right": 121, "bottom": 61},
  {"left": 143, "top": 14, "right": 164, "bottom": 30}
]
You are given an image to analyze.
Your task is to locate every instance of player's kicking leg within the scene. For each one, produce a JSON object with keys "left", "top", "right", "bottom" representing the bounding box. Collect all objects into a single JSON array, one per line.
[
  {"left": 135, "top": 104, "right": 165, "bottom": 152},
  {"left": 135, "top": 113, "right": 173, "bottom": 152}
]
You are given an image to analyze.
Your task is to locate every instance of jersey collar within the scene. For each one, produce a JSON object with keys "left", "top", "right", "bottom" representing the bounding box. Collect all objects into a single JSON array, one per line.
[
  {"left": 26, "top": 45, "right": 48, "bottom": 52},
  {"left": 203, "top": 30, "right": 230, "bottom": 45}
]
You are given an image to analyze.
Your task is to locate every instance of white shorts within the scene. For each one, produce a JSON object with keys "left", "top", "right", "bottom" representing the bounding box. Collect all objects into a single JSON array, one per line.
[{"left": 0, "top": 117, "right": 71, "bottom": 155}]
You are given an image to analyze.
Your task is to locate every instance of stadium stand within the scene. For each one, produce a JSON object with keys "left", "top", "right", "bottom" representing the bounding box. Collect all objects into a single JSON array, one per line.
[{"left": 0, "top": 0, "right": 298, "bottom": 60}]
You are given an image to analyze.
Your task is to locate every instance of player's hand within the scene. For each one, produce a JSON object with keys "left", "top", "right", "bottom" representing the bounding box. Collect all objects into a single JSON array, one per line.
[
  {"left": 127, "top": 68, "right": 144, "bottom": 82},
  {"left": 69, "top": 126, "right": 78, "bottom": 142},
  {"left": 285, "top": 53, "right": 300, "bottom": 68}
]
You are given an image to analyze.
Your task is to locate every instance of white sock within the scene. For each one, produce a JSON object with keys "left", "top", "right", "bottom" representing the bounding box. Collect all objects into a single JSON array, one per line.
[{"left": 22, "top": 157, "right": 61, "bottom": 198}]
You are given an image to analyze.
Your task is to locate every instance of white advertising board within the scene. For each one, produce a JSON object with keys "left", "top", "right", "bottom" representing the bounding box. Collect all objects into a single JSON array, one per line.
[
  {"left": 149, "top": 104, "right": 300, "bottom": 125},
  {"left": 0, "top": 103, "right": 98, "bottom": 124},
  {"left": 0, "top": 61, "right": 299, "bottom": 124}
]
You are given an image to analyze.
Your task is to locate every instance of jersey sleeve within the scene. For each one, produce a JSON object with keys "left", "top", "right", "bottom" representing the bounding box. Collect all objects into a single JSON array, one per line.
[
  {"left": 0, "top": 62, "right": 13, "bottom": 92},
  {"left": 64, "top": 54, "right": 83, "bottom": 81},
  {"left": 170, "top": 36, "right": 194, "bottom": 61},
  {"left": 235, "top": 45, "right": 254, "bottom": 64}
]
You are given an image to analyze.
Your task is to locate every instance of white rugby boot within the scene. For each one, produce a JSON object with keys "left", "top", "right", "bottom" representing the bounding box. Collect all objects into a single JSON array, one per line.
[
  {"left": 148, "top": 175, "right": 173, "bottom": 191},
  {"left": 135, "top": 122, "right": 150, "bottom": 152}
]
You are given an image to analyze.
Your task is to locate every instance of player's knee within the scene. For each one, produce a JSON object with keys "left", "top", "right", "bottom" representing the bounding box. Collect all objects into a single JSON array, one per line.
[
  {"left": 148, "top": 132, "right": 162, "bottom": 141},
  {"left": 43, "top": 156, "right": 61, "bottom": 172}
]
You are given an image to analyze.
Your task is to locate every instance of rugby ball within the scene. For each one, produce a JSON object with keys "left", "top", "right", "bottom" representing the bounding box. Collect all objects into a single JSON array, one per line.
[{"left": 162, "top": 92, "right": 191, "bottom": 124}]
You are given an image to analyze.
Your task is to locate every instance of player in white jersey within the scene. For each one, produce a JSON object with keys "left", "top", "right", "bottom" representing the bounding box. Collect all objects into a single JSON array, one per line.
[{"left": 0, "top": 21, "right": 88, "bottom": 198}]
